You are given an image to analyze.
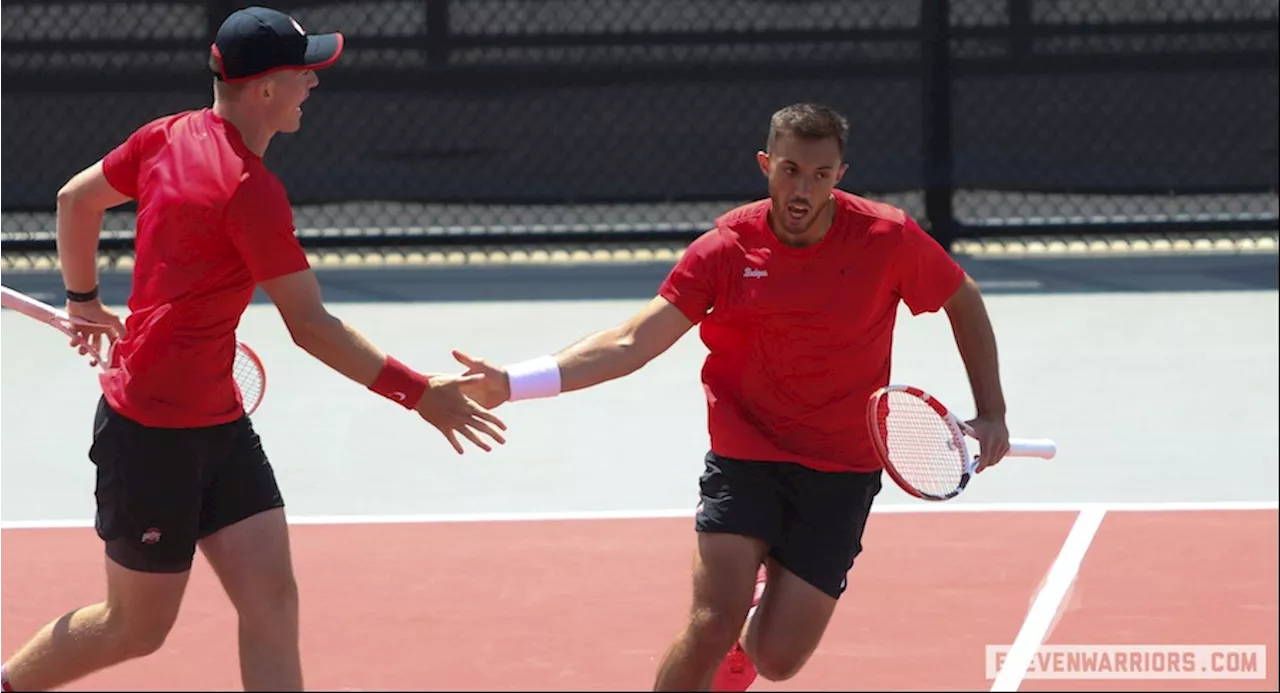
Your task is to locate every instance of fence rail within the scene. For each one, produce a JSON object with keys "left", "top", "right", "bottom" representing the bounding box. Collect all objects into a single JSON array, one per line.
[{"left": 2, "top": 0, "right": 1276, "bottom": 254}]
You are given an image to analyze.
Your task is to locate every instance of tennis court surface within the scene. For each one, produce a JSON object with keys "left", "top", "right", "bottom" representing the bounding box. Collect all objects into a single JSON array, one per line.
[
  {"left": 2, "top": 255, "right": 1277, "bottom": 691},
  {"left": 1, "top": 504, "right": 1276, "bottom": 691}
]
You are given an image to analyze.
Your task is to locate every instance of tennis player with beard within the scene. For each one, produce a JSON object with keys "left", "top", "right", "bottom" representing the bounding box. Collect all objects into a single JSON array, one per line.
[{"left": 449, "top": 102, "right": 1012, "bottom": 691}]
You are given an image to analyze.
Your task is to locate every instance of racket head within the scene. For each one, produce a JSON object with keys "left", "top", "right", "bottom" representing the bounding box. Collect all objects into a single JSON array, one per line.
[
  {"left": 234, "top": 341, "right": 267, "bottom": 415},
  {"left": 866, "top": 385, "right": 974, "bottom": 502}
]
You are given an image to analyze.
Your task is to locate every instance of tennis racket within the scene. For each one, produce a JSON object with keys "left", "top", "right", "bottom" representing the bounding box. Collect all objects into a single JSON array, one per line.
[
  {"left": 867, "top": 384, "right": 1057, "bottom": 501},
  {"left": 1, "top": 285, "right": 268, "bottom": 415}
]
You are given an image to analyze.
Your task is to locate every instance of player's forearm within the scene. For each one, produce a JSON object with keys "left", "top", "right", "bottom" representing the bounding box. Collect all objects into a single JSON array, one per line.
[
  {"left": 502, "top": 326, "right": 650, "bottom": 402},
  {"left": 945, "top": 279, "right": 1007, "bottom": 418},
  {"left": 554, "top": 326, "right": 651, "bottom": 393},
  {"left": 291, "top": 314, "right": 435, "bottom": 408},
  {"left": 54, "top": 192, "right": 105, "bottom": 295},
  {"left": 288, "top": 313, "right": 389, "bottom": 388}
]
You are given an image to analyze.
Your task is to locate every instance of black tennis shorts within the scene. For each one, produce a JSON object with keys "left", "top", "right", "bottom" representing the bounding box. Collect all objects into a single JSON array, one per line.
[
  {"left": 87, "top": 396, "right": 285, "bottom": 574},
  {"left": 695, "top": 451, "right": 883, "bottom": 600}
]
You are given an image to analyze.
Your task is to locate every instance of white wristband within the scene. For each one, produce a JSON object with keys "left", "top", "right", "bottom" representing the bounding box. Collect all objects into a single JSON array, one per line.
[{"left": 505, "top": 355, "right": 562, "bottom": 402}]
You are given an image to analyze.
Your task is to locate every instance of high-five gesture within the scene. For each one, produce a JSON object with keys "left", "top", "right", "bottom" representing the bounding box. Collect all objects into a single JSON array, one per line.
[
  {"left": 415, "top": 370, "right": 508, "bottom": 453},
  {"left": 451, "top": 350, "right": 512, "bottom": 409}
]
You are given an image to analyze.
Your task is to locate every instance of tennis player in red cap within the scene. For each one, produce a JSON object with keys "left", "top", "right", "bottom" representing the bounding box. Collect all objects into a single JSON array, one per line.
[{"left": 0, "top": 6, "right": 505, "bottom": 692}]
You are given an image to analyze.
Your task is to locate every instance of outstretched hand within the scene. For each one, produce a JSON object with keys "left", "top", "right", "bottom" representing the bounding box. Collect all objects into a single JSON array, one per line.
[
  {"left": 451, "top": 350, "right": 511, "bottom": 410},
  {"left": 413, "top": 371, "right": 508, "bottom": 454}
]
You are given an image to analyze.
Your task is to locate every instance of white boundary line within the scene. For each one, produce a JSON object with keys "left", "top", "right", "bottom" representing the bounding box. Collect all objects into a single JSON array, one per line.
[
  {"left": 0, "top": 499, "right": 1275, "bottom": 531},
  {"left": 989, "top": 508, "right": 1107, "bottom": 692}
]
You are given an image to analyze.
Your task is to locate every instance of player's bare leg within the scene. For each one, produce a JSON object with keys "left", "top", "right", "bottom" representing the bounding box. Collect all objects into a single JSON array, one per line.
[
  {"left": 653, "top": 533, "right": 767, "bottom": 691},
  {"left": 199, "top": 507, "right": 302, "bottom": 691},
  {"left": 0, "top": 557, "right": 190, "bottom": 691},
  {"left": 740, "top": 558, "right": 839, "bottom": 681}
]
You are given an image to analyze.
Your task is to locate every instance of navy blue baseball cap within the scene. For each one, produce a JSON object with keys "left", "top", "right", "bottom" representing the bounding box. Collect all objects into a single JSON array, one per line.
[{"left": 211, "top": 6, "right": 344, "bottom": 82}]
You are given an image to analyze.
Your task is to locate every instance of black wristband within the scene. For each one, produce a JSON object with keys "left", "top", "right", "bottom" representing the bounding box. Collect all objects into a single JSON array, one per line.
[{"left": 66, "top": 286, "right": 99, "bottom": 303}]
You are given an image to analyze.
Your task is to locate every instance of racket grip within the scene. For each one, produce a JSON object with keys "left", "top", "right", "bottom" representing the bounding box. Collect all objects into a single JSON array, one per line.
[{"left": 1008, "top": 438, "right": 1058, "bottom": 459}]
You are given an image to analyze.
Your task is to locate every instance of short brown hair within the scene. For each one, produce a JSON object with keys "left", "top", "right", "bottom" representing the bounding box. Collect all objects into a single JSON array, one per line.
[{"left": 765, "top": 103, "right": 849, "bottom": 158}]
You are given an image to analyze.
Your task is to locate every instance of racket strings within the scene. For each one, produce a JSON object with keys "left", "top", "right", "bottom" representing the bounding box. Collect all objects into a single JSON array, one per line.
[
  {"left": 233, "top": 346, "right": 264, "bottom": 413},
  {"left": 875, "top": 391, "right": 968, "bottom": 497}
]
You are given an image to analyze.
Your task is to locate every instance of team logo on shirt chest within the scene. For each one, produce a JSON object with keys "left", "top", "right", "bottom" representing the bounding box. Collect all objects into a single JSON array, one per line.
[{"left": 741, "top": 249, "right": 770, "bottom": 280}]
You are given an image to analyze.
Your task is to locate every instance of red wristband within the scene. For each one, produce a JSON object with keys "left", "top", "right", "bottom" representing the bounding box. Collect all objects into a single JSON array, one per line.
[{"left": 368, "top": 356, "right": 429, "bottom": 409}]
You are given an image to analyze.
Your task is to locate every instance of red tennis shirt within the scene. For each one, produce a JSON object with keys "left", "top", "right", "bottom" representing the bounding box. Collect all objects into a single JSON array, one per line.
[
  {"left": 98, "top": 108, "right": 310, "bottom": 429},
  {"left": 658, "top": 189, "right": 966, "bottom": 473}
]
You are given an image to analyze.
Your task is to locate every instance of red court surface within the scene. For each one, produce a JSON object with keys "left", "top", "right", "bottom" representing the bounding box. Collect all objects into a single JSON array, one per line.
[
  {"left": 1021, "top": 509, "right": 1279, "bottom": 692},
  {"left": 1, "top": 508, "right": 1275, "bottom": 691}
]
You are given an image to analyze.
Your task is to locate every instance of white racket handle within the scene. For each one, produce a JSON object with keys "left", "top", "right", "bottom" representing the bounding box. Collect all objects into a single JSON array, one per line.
[
  {"left": 1008, "top": 438, "right": 1058, "bottom": 459},
  {"left": 954, "top": 417, "right": 1057, "bottom": 461},
  {"left": 962, "top": 437, "right": 1059, "bottom": 477}
]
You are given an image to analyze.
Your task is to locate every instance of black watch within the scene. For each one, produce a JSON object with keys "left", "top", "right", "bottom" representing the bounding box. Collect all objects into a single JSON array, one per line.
[{"left": 66, "top": 286, "right": 99, "bottom": 303}]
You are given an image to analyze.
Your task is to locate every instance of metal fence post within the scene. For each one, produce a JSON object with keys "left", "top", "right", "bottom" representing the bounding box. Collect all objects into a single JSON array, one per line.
[
  {"left": 425, "top": 0, "right": 451, "bottom": 68},
  {"left": 921, "top": 0, "right": 956, "bottom": 249}
]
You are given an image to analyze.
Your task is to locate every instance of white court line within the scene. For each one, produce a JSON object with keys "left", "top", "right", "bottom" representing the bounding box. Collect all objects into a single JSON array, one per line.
[
  {"left": 989, "top": 508, "right": 1108, "bottom": 692},
  {"left": 0, "top": 499, "right": 1275, "bottom": 531}
]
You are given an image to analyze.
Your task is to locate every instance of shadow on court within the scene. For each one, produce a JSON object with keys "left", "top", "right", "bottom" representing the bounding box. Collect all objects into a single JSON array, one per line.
[{"left": 1, "top": 250, "right": 1276, "bottom": 307}]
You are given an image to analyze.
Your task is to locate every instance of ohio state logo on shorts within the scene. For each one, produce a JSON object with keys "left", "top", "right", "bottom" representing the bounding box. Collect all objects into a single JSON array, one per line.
[{"left": 141, "top": 527, "right": 162, "bottom": 544}]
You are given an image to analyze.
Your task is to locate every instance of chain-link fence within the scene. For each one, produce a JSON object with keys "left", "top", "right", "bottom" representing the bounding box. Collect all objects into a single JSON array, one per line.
[{"left": 2, "top": 0, "right": 1276, "bottom": 254}]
